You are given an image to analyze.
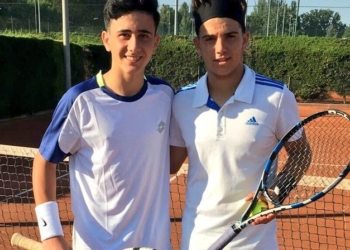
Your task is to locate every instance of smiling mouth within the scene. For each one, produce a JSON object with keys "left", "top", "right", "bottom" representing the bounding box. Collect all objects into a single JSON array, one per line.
[
  {"left": 125, "top": 56, "right": 141, "bottom": 61},
  {"left": 215, "top": 58, "right": 230, "bottom": 62}
]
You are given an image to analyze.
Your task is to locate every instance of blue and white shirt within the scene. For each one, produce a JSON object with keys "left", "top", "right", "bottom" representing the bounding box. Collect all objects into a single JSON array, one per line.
[
  {"left": 39, "top": 71, "right": 173, "bottom": 250},
  {"left": 170, "top": 65, "right": 300, "bottom": 250}
]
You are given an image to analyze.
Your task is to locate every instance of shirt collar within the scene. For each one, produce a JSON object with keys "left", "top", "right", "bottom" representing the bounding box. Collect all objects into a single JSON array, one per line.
[
  {"left": 192, "top": 64, "right": 256, "bottom": 108},
  {"left": 96, "top": 70, "right": 147, "bottom": 87},
  {"left": 96, "top": 70, "right": 105, "bottom": 87}
]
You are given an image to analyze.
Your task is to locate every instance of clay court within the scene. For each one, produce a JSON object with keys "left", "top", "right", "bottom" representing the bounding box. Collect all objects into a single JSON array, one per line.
[{"left": 0, "top": 103, "right": 350, "bottom": 250}]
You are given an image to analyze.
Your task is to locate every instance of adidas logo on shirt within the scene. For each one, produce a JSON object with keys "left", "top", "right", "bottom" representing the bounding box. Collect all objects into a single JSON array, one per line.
[{"left": 246, "top": 116, "right": 259, "bottom": 126}]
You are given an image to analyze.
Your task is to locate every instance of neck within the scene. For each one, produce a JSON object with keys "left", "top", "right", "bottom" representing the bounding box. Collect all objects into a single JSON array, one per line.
[
  {"left": 103, "top": 70, "right": 145, "bottom": 97},
  {"left": 206, "top": 66, "right": 245, "bottom": 107}
]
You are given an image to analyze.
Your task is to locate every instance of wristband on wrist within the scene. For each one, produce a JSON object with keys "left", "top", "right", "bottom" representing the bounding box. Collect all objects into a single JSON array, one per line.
[{"left": 35, "top": 201, "right": 64, "bottom": 241}]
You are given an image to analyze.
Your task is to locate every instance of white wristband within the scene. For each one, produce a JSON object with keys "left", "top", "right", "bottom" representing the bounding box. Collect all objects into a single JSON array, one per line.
[{"left": 35, "top": 201, "right": 64, "bottom": 241}]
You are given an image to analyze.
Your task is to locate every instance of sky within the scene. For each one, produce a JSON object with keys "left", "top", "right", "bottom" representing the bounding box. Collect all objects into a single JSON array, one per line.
[{"left": 159, "top": 0, "right": 350, "bottom": 26}]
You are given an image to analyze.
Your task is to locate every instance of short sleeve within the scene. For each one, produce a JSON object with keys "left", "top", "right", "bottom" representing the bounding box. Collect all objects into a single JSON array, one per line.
[
  {"left": 58, "top": 103, "right": 81, "bottom": 155},
  {"left": 276, "top": 87, "right": 300, "bottom": 140}
]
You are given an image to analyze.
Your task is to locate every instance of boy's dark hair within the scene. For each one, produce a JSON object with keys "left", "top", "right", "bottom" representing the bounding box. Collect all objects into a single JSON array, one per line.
[
  {"left": 191, "top": 0, "right": 247, "bottom": 35},
  {"left": 103, "top": 0, "right": 160, "bottom": 31}
]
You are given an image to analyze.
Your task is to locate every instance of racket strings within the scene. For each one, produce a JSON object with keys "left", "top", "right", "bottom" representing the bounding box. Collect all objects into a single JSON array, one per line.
[{"left": 266, "top": 113, "right": 350, "bottom": 206}]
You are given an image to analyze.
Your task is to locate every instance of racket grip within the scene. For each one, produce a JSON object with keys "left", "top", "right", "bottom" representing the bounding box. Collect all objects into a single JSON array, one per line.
[
  {"left": 11, "top": 233, "right": 42, "bottom": 250},
  {"left": 207, "top": 228, "right": 238, "bottom": 250}
]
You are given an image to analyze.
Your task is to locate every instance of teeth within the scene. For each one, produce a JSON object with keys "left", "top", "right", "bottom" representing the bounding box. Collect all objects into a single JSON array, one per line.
[{"left": 126, "top": 56, "right": 140, "bottom": 60}]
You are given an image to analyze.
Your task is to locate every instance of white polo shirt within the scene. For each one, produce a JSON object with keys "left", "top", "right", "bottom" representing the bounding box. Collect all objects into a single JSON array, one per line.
[
  {"left": 39, "top": 71, "right": 173, "bottom": 250},
  {"left": 170, "top": 65, "right": 300, "bottom": 250}
]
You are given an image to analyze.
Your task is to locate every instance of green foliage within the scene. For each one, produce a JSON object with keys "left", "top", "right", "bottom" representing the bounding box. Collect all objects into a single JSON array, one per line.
[
  {"left": 1, "top": 34, "right": 350, "bottom": 119},
  {"left": 0, "top": 35, "right": 64, "bottom": 117},
  {"left": 0, "top": 31, "right": 102, "bottom": 45},
  {"left": 344, "top": 26, "right": 350, "bottom": 39},
  {"left": 300, "top": 9, "right": 346, "bottom": 38},
  {"left": 147, "top": 35, "right": 203, "bottom": 91},
  {"left": 248, "top": 0, "right": 346, "bottom": 38},
  {"left": 246, "top": 36, "right": 350, "bottom": 101},
  {"left": 0, "top": 33, "right": 106, "bottom": 119},
  {"left": 324, "top": 55, "right": 350, "bottom": 103},
  {"left": 248, "top": 0, "right": 298, "bottom": 36},
  {"left": 178, "top": 2, "right": 192, "bottom": 36}
]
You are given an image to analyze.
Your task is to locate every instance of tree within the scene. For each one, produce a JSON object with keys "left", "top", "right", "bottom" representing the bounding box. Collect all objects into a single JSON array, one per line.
[
  {"left": 27, "top": 0, "right": 61, "bottom": 13},
  {"left": 299, "top": 9, "right": 345, "bottom": 37},
  {"left": 247, "top": 0, "right": 296, "bottom": 37},
  {"left": 159, "top": 5, "right": 174, "bottom": 35},
  {"left": 327, "top": 59, "right": 350, "bottom": 104},
  {"left": 178, "top": 2, "right": 191, "bottom": 36},
  {"left": 342, "top": 25, "right": 350, "bottom": 39}
]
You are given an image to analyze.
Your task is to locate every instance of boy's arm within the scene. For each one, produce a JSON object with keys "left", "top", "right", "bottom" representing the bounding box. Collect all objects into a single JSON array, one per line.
[
  {"left": 32, "top": 152, "right": 57, "bottom": 204},
  {"left": 32, "top": 152, "right": 71, "bottom": 250},
  {"left": 170, "top": 145, "right": 187, "bottom": 175}
]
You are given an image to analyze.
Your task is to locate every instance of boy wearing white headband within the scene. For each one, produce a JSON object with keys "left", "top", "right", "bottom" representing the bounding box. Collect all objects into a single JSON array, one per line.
[{"left": 170, "top": 0, "right": 300, "bottom": 249}]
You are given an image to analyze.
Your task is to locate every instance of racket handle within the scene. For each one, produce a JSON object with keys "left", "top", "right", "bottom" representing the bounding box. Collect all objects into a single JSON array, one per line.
[
  {"left": 11, "top": 233, "right": 42, "bottom": 250},
  {"left": 207, "top": 227, "right": 238, "bottom": 250}
]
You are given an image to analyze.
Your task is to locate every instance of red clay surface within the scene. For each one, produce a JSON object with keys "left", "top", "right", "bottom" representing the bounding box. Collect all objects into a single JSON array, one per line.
[{"left": 1, "top": 103, "right": 350, "bottom": 250}]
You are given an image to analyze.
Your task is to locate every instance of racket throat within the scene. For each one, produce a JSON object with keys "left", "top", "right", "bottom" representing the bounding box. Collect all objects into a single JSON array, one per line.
[{"left": 232, "top": 222, "right": 245, "bottom": 233}]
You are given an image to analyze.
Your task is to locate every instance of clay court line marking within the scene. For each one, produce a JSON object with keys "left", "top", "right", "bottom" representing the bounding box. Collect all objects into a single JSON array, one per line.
[
  {"left": 2, "top": 144, "right": 348, "bottom": 190},
  {"left": 299, "top": 176, "right": 350, "bottom": 190},
  {"left": 169, "top": 163, "right": 350, "bottom": 190},
  {"left": 170, "top": 163, "right": 188, "bottom": 183}
]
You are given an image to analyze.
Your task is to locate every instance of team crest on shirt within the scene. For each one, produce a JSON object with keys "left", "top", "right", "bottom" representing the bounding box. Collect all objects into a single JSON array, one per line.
[{"left": 157, "top": 121, "right": 166, "bottom": 133}]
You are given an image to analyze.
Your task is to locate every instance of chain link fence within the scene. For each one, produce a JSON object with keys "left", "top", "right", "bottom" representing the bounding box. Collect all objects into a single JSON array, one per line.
[
  {"left": 0, "top": 3, "right": 104, "bottom": 34},
  {"left": 0, "top": 1, "right": 349, "bottom": 37}
]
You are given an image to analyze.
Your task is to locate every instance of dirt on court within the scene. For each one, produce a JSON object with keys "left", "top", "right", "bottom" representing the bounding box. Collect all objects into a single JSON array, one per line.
[
  {"left": 1, "top": 103, "right": 350, "bottom": 147},
  {"left": 0, "top": 102, "right": 349, "bottom": 250}
]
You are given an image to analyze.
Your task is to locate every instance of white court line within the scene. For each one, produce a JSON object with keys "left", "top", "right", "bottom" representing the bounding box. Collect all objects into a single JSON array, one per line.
[
  {"left": 169, "top": 163, "right": 350, "bottom": 191},
  {"left": 299, "top": 175, "right": 350, "bottom": 191},
  {"left": 170, "top": 163, "right": 188, "bottom": 183}
]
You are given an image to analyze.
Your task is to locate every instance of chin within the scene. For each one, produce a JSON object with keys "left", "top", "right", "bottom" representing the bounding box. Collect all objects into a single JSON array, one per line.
[
  {"left": 124, "top": 67, "right": 144, "bottom": 76},
  {"left": 211, "top": 69, "right": 234, "bottom": 77}
]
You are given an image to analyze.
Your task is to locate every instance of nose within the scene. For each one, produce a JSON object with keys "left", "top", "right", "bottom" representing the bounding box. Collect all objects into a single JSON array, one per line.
[
  {"left": 127, "top": 35, "right": 139, "bottom": 53},
  {"left": 215, "top": 38, "right": 226, "bottom": 54}
]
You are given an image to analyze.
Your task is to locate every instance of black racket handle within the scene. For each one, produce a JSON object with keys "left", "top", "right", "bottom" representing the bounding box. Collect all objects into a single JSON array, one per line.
[{"left": 207, "top": 227, "right": 239, "bottom": 250}]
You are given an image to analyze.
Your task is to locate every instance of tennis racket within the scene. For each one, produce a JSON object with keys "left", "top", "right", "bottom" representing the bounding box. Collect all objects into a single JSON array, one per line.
[
  {"left": 208, "top": 109, "right": 350, "bottom": 250},
  {"left": 11, "top": 233, "right": 41, "bottom": 250},
  {"left": 11, "top": 233, "right": 157, "bottom": 250}
]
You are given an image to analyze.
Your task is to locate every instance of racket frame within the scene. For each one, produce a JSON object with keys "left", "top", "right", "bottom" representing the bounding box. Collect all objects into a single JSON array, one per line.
[{"left": 208, "top": 109, "right": 350, "bottom": 250}]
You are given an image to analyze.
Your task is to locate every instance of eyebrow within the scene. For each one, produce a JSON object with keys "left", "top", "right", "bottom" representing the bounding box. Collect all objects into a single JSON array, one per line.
[
  {"left": 201, "top": 30, "right": 239, "bottom": 39},
  {"left": 117, "top": 29, "right": 153, "bottom": 35}
]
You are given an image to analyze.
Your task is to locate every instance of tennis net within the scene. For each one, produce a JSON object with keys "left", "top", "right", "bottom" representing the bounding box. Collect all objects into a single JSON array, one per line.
[{"left": 1, "top": 144, "right": 350, "bottom": 249}]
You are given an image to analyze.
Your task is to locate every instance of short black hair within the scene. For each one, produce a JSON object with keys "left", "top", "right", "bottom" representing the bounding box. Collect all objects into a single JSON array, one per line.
[{"left": 103, "top": 0, "right": 160, "bottom": 31}]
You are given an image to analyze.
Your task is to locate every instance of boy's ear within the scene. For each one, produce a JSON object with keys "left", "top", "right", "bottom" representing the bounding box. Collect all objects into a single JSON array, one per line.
[
  {"left": 193, "top": 37, "right": 201, "bottom": 57},
  {"left": 101, "top": 30, "right": 111, "bottom": 52},
  {"left": 243, "top": 31, "right": 250, "bottom": 51},
  {"left": 152, "top": 34, "right": 160, "bottom": 55}
]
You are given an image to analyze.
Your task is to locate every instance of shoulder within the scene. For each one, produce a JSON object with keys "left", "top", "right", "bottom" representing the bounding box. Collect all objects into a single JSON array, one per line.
[
  {"left": 248, "top": 70, "right": 296, "bottom": 107},
  {"left": 145, "top": 75, "right": 173, "bottom": 89},
  {"left": 61, "top": 76, "right": 100, "bottom": 105},
  {"left": 173, "top": 82, "right": 197, "bottom": 102},
  {"left": 145, "top": 75, "right": 174, "bottom": 97},
  {"left": 255, "top": 74, "right": 285, "bottom": 91},
  {"left": 176, "top": 82, "right": 197, "bottom": 94},
  {"left": 171, "top": 83, "right": 197, "bottom": 109}
]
